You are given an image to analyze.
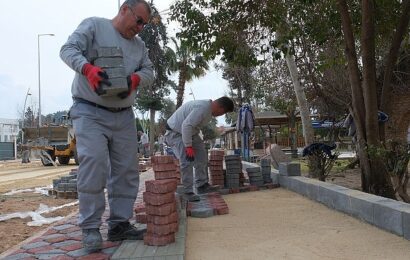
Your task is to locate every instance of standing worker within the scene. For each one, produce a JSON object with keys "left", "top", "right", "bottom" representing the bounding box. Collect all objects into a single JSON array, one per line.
[
  {"left": 165, "top": 97, "right": 234, "bottom": 201},
  {"left": 138, "top": 130, "right": 149, "bottom": 157},
  {"left": 60, "top": 0, "right": 154, "bottom": 252},
  {"left": 158, "top": 134, "right": 165, "bottom": 155}
]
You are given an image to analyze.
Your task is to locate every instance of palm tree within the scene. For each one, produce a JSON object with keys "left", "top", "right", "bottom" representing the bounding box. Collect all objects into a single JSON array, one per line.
[{"left": 167, "top": 38, "right": 209, "bottom": 108}]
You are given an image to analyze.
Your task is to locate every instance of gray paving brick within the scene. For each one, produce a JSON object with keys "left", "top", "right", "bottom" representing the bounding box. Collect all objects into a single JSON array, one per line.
[
  {"left": 348, "top": 191, "right": 380, "bottom": 223},
  {"left": 279, "top": 162, "right": 301, "bottom": 176},
  {"left": 21, "top": 241, "right": 50, "bottom": 250},
  {"left": 278, "top": 175, "right": 289, "bottom": 188},
  {"left": 403, "top": 208, "right": 410, "bottom": 240},
  {"left": 374, "top": 199, "right": 405, "bottom": 236},
  {"left": 35, "top": 251, "right": 66, "bottom": 259},
  {"left": 36, "top": 254, "right": 66, "bottom": 260},
  {"left": 190, "top": 208, "right": 214, "bottom": 218},
  {"left": 66, "top": 230, "right": 82, "bottom": 238},
  {"left": 271, "top": 172, "right": 279, "bottom": 184},
  {"left": 52, "top": 239, "right": 78, "bottom": 248},
  {"left": 290, "top": 177, "right": 309, "bottom": 197},
  {"left": 306, "top": 181, "right": 319, "bottom": 201},
  {"left": 42, "top": 233, "right": 65, "bottom": 240},
  {"left": 327, "top": 188, "right": 351, "bottom": 213},
  {"left": 53, "top": 224, "right": 75, "bottom": 231},
  {"left": 4, "top": 253, "right": 34, "bottom": 260},
  {"left": 66, "top": 247, "right": 89, "bottom": 257}
]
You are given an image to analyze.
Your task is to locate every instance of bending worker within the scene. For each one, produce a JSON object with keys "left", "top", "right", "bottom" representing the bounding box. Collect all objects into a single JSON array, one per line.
[
  {"left": 165, "top": 97, "right": 234, "bottom": 201},
  {"left": 60, "top": 0, "right": 154, "bottom": 252}
]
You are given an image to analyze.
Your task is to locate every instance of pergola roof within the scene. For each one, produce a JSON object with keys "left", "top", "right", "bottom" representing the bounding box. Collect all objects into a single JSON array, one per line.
[{"left": 254, "top": 110, "right": 300, "bottom": 126}]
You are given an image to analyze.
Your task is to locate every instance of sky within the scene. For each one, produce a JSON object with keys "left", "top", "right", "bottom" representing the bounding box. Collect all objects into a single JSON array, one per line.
[{"left": 0, "top": 0, "right": 230, "bottom": 125}]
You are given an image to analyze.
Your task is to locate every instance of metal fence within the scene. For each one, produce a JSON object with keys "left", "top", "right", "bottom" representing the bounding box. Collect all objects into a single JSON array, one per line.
[{"left": 0, "top": 142, "right": 15, "bottom": 160}]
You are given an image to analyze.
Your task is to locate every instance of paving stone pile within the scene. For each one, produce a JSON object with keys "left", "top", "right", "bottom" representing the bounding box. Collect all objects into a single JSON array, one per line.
[
  {"left": 224, "top": 155, "right": 242, "bottom": 188},
  {"left": 143, "top": 179, "right": 178, "bottom": 246},
  {"left": 260, "top": 158, "right": 273, "bottom": 183},
  {"left": 50, "top": 168, "right": 78, "bottom": 199},
  {"left": 187, "top": 192, "right": 229, "bottom": 218},
  {"left": 174, "top": 158, "right": 181, "bottom": 184},
  {"left": 142, "top": 155, "right": 179, "bottom": 246},
  {"left": 246, "top": 167, "right": 264, "bottom": 187},
  {"left": 208, "top": 150, "right": 225, "bottom": 186}
]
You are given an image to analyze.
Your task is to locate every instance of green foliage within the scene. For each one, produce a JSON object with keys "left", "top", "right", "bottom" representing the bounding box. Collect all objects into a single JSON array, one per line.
[
  {"left": 368, "top": 141, "right": 410, "bottom": 177},
  {"left": 136, "top": 4, "right": 172, "bottom": 112},
  {"left": 201, "top": 117, "right": 219, "bottom": 141}
]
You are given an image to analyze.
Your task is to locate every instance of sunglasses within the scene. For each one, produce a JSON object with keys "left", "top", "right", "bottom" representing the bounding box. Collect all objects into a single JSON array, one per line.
[{"left": 127, "top": 5, "right": 148, "bottom": 27}]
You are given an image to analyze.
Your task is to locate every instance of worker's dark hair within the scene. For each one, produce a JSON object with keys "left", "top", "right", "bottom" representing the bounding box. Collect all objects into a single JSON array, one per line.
[
  {"left": 123, "top": 0, "right": 152, "bottom": 15},
  {"left": 215, "top": 96, "right": 234, "bottom": 113}
]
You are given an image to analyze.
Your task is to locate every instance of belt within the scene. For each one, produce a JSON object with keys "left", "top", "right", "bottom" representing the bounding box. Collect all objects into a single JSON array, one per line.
[{"left": 74, "top": 98, "right": 131, "bottom": 113}]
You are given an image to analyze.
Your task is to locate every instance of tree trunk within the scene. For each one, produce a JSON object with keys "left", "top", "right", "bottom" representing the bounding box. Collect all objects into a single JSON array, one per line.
[
  {"left": 337, "top": 0, "right": 395, "bottom": 198},
  {"left": 149, "top": 108, "right": 156, "bottom": 156},
  {"left": 287, "top": 110, "right": 298, "bottom": 158},
  {"left": 379, "top": 0, "right": 410, "bottom": 141},
  {"left": 176, "top": 65, "right": 187, "bottom": 109},
  {"left": 284, "top": 54, "right": 315, "bottom": 146}
]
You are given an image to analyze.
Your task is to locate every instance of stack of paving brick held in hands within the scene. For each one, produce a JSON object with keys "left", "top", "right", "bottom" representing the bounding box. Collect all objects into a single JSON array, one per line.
[
  {"left": 143, "top": 179, "right": 178, "bottom": 246},
  {"left": 246, "top": 167, "right": 264, "bottom": 187},
  {"left": 224, "top": 155, "right": 242, "bottom": 188},
  {"left": 260, "top": 158, "right": 273, "bottom": 183},
  {"left": 208, "top": 150, "right": 225, "bottom": 186}
]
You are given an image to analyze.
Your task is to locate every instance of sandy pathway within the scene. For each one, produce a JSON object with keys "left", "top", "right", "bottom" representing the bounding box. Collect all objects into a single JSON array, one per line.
[{"left": 186, "top": 188, "right": 410, "bottom": 260}]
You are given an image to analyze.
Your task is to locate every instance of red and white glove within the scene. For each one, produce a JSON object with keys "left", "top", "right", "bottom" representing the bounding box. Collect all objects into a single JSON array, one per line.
[
  {"left": 118, "top": 73, "right": 141, "bottom": 99},
  {"left": 82, "top": 63, "right": 111, "bottom": 95},
  {"left": 185, "top": 146, "right": 195, "bottom": 162}
]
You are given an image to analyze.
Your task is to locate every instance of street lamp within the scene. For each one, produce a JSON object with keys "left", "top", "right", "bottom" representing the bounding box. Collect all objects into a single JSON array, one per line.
[
  {"left": 37, "top": 33, "right": 54, "bottom": 127},
  {"left": 22, "top": 88, "right": 32, "bottom": 143},
  {"left": 188, "top": 86, "right": 196, "bottom": 100}
]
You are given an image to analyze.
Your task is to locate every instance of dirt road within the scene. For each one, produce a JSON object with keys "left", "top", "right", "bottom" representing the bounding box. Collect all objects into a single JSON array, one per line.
[
  {"left": 0, "top": 160, "right": 78, "bottom": 253},
  {"left": 0, "top": 160, "right": 77, "bottom": 193}
]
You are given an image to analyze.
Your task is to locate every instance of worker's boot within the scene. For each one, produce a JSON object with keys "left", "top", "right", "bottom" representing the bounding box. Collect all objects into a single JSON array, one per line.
[
  {"left": 108, "top": 222, "right": 146, "bottom": 241},
  {"left": 82, "top": 228, "right": 102, "bottom": 253},
  {"left": 183, "top": 192, "right": 200, "bottom": 202},
  {"left": 197, "top": 183, "right": 220, "bottom": 194}
]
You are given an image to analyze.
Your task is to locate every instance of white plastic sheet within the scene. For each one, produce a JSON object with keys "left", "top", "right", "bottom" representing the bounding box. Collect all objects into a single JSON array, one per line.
[{"left": 0, "top": 201, "right": 78, "bottom": 226}]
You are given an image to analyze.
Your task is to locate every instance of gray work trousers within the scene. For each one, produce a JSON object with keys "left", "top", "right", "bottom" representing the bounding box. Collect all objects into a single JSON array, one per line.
[
  {"left": 164, "top": 131, "right": 208, "bottom": 193},
  {"left": 70, "top": 102, "right": 139, "bottom": 230}
]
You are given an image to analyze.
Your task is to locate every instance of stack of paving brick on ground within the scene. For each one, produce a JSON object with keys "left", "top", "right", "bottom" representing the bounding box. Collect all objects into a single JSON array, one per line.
[
  {"left": 208, "top": 150, "right": 225, "bottom": 186},
  {"left": 174, "top": 158, "right": 181, "bottom": 184},
  {"left": 143, "top": 155, "right": 179, "bottom": 246},
  {"left": 261, "top": 158, "right": 273, "bottom": 183},
  {"left": 143, "top": 179, "right": 178, "bottom": 246},
  {"left": 49, "top": 168, "right": 78, "bottom": 199},
  {"left": 224, "top": 155, "right": 242, "bottom": 189},
  {"left": 246, "top": 167, "right": 264, "bottom": 187}
]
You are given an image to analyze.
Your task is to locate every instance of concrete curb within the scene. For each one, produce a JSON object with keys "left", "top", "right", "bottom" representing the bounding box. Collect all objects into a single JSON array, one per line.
[{"left": 242, "top": 161, "right": 410, "bottom": 241}]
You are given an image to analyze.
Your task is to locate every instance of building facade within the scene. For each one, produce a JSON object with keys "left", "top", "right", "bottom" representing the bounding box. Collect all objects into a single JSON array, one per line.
[{"left": 0, "top": 118, "right": 20, "bottom": 142}]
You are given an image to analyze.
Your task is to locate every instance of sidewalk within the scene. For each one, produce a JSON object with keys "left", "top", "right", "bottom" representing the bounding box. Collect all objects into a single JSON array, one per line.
[
  {"left": 186, "top": 188, "right": 410, "bottom": 260},
  {"left": 1, "top": 170, "right": 154, "bottom": 260}
]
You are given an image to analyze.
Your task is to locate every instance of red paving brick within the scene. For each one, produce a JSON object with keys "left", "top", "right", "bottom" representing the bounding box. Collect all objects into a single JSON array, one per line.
[
  {"left": 145, "top": 179, "right": 177, "bottom": 194},
  {"left": 143, "top": 191, "right": 175, "bottom": 205},
  {"left": 151, "top": 155, "right": 175, "bottom": 164},
  {"left": 144, "top": 232, "right": 176, "bottom": 246},
  {"left": 59, "top": 242, "right": 83, "bottom": 251},
  {"left": 78, "top": 253, "right": 111, "bottom": 260},
  {"left": 146, "top": 201, "right": 177, "bottom": 216},
  {"left": 154, "top": 170, "right": 179, "bottom": 180},
  {"left": 153, "top": 163, "right": 176, "bottom": 172}
]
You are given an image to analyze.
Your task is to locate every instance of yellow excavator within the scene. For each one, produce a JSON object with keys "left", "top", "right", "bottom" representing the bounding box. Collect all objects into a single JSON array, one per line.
[{"left": 23, "top": 115, "right": 78, "bottom": 166}]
